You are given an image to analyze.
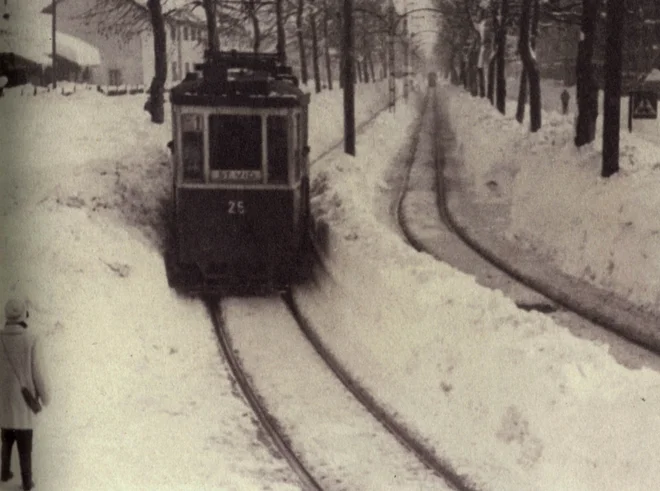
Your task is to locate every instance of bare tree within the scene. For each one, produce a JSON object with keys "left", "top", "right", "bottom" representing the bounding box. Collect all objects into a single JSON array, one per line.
[
  {"left": 276, "top": 0, "right": 286, "bottom": 62},
  {"left": 201, "top": 0, "right": 218, "bottom": 51},
  {"left": 145, "top": 0, "right": 167, "bottom": 124},
  {"left": 322, "top": 0, "right": 334, "bottom": 89},
  {"left": 574, "top": 0, "right": 599, "bottom": 146},
  {"left": 295, "top": 0, "right": 308, "bottom": 83},
  {"left": 309, "top": 0, "right": 322, "bottom": 92}
]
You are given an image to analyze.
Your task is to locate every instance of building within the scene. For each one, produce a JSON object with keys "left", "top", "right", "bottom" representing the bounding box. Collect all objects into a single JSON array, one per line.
[{"left": 41, "top": 0, "right": 206, "bottom": 87}]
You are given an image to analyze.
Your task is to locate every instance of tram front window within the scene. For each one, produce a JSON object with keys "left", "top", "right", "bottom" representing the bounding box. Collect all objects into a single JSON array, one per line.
[{"left": 209, "top": 114, "right": 262, "bottom": 181}]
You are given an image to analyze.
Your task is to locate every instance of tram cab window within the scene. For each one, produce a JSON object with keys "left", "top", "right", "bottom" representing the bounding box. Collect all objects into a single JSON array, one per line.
[
  {"left": 209, "top": 114, "right": 262, "bottom": 181},
  {"left": 267, "top": 116, "right": 288, "bottom": 184},
  {"left": 180, "top": 113, "right": 203, "bottom": 182}
]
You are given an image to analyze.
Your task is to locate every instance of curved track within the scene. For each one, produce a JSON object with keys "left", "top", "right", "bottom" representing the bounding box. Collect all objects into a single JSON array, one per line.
[
  {"left": 399, "top": 87, "right": 660, "bottom": 357},
  {"left": 282, "top": 290, "right": 477, "bottom": 491},
  {"left": 202, "top": 95, "right": 468, "bottom": 491},
  {"left": 206, "top": 296, "right": 322, "bottom": 491}
]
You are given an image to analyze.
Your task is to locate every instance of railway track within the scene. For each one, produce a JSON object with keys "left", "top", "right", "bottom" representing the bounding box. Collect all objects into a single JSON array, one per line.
[
  {"left": 398, "top": 86, "right": 660, "bottom": 359},
  {"left": 206, "top": 296, "right": 322, "bottom": 491},
  {"left": 201, "top": 94, "right": 468, "bottom": 491},
  {"left": 209, "top": 293, "right": 456, "bottom": 490}
]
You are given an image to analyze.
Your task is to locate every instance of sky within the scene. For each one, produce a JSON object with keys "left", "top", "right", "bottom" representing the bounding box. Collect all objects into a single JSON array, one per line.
[{"left": 1, "top": 71, "right": 660, "bottom": 490}]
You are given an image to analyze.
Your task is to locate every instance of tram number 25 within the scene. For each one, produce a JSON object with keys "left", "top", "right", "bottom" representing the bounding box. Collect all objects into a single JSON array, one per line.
[{"left": 228, "top": 200, "right": 245, "bottom": 215}]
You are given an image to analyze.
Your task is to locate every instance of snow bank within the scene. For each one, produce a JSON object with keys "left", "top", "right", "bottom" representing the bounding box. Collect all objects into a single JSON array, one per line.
[
  {"left": 296, "top": 88, "right": 660, "bottom": 490},
  {"left": 442, "top": 85, "right": 660, "bottom": 310}
]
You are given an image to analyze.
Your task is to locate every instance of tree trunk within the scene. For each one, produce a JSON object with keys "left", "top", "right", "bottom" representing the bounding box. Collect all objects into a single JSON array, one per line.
[
  {"left": 518, "top": 0, "right": 541, "bottom": 132},
  {"left": 602, "top": 0, "right": 624, "bottom": 177},
  {"left": 296, "top": 0, "right": 308, "bottom": 84},
  {"left": 367, "top": 51, "right": 375, "bottom": 82},
  {"left": 574, "top": 0, "right": 598, "bottom": 146},
  {"left": 338, "top": 9, "right": 343, "bottom": 88},
  {"left": 202, "top": 0, "right": 217, "bottom": 52},
  {"left": 323, "top": 0, "right": 333, "bottom": 90},
  {"left": 495, "top": 0, "right": 508, "bottom": 114},
  {"left": 309, "top": 4, "right": 321, "bottom": 93},
  {"left": 276, "top": 0, "right": 286, "bottom": 63},
  {"left": 145, "top": 0, "right": 166, "bottom": 124},
  {"left": 476, "top": 18, "right": 487, "bottom": 97},
  {"left": 450, "top": 51, "right": 460, "bottom": 85},
  {"left": 516, "top": 67, "right": 528, "bottom": 123},
  {"left": 487, "top": 56, "right": 495, "bottom": 103}
]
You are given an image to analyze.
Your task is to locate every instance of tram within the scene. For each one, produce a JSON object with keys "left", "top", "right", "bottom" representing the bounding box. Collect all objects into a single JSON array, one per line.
[{"left": 165, "top": 50, "right": 311, "bottom": 294}]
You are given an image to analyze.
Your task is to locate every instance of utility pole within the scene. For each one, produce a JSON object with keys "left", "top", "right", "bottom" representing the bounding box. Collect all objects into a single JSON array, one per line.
[
  {"left": 51, "top": 0, "right": 57, "bottom": 89},
  {"left": 342, "top": 0, "right": 355, "bottom": 155},
  {"left": 602, "top": 0, "right": 624, "bottom": 177}
]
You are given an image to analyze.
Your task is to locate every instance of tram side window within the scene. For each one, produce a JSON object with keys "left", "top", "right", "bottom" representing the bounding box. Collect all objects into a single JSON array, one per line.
[
  {"left": 181, "top": 114, "right": 203, "bottom": 182},
  {"left": 267, "top": 116, "right": 288, "bottom": 184},
  {"left": 209, "top": 115, "right": 261, "bottom": 176}
]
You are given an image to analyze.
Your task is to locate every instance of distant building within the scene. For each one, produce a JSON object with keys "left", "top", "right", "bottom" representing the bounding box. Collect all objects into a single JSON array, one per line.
[{"left": 41, "top": 0, "right": 206, "bottom": 87}]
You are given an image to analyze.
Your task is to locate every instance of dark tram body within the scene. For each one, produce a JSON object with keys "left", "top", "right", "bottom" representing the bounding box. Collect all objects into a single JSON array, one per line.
[{"left": 166, "top": 51, "right": 311, "bottom": 293}]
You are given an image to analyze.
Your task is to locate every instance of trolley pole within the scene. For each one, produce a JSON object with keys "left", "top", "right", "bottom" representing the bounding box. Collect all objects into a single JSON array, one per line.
[
  {"left": 343, "top": 0, "right": 355, "bottom": 155},
  {"left": 51, "top": 0, "right": 57, "bottom": 89}
]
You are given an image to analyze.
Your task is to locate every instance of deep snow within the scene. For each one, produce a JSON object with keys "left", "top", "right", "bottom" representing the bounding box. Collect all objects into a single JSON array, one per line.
[{"left": 1, "top": 70, "right": 660, "bottom": 491}]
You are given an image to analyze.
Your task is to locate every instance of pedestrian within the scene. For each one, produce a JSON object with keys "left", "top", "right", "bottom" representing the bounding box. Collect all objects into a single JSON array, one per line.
[
  {"left": 561, "top": 88, "right": 570, "bottom": 115},
  {"left": 0, "top": 298, "right": 50, "bottom": 491}
]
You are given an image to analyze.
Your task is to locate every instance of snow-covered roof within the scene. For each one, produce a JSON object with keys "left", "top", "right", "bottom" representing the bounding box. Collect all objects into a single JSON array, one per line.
[
  {"left": 0, "top": 29, "right": 100, "bottom": 66},
  {"left": 56, "top": 31, "right": 101, "bottom": 66}
]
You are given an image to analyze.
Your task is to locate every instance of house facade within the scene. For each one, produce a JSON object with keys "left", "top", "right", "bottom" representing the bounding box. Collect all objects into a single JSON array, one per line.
[{"left": 42, "top": 0, "right": 206, "bottom": 87}]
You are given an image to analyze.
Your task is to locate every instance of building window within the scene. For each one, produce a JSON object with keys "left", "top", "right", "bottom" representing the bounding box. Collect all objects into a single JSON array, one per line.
[
  {"left": 184, "top": 62, "right": 190, "bottom": 76},
  {"left": 171, "top": 25, "right": 176, "bottom": 41},
  {"left": 172, "top": 62, "right": 178, "bottom": 81},
  {"left": 108, "top": 69, "right": 122, "bottom": 86},
  {"left": 183, "top": 26, "right": 188, "bottom": 41}
]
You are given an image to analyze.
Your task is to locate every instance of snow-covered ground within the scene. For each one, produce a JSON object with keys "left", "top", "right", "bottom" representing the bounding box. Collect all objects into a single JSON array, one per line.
[{"left": 2, "top": 70, "right": 660, "bottom": 491}]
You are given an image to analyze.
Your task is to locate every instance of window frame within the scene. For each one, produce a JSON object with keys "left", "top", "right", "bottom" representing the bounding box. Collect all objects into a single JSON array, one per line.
[{"left": 174, "top": 106, "right": 302, "bottom": 188}]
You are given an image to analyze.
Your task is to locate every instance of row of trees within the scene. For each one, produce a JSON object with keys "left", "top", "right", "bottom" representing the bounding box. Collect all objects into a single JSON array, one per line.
[
  {"left": 81, "top": 0, "right": 417, "bottom": 124},
  {"left": 432, "top": 0, "right": 659, "bottom": 176}
]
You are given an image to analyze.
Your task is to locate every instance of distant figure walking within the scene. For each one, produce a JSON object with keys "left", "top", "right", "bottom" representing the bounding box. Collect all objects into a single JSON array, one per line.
[
  {"left": 0, "top": 298, "right": 50, "bottom": 491},
  {"left": 561, "top": 88, "right": 570, "bottom": 115}
]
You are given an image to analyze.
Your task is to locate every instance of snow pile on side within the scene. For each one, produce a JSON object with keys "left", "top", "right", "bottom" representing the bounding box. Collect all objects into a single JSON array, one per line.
[
  {"left": 0, "top": 80, "right": 396, "bottom": 490},
  {"left": 296, "top": 90, "right": 660, "bottom": 491},
  {"left": 442, "top": 86, "right": 660, "bottom": 310}
]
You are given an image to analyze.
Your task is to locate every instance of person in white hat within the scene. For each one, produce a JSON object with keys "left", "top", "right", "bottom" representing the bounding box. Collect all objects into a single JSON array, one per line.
[{"left": 0, "top": 298, "right": 50, "bottom": 491}]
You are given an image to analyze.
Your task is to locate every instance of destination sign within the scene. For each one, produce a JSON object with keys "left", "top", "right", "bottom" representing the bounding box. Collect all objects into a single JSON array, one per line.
[{"left": 210, "top": 169, "right": 262, "bottom": 182}]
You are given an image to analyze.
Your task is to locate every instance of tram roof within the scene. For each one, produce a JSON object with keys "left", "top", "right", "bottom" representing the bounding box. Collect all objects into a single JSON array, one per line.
[
  {"left": 170, "top": 50, "right": 310, "bottom": 108},
  {"left": 170, "top": 78, "right": 310, "bottom": 108}
]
